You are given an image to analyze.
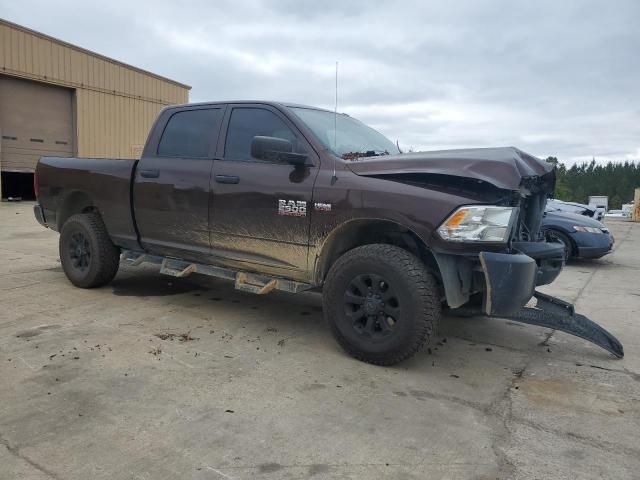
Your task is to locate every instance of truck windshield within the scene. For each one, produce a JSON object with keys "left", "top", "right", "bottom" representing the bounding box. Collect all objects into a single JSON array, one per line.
[{"left": 290, "top": 107, "right": 400, "bottom": 159}]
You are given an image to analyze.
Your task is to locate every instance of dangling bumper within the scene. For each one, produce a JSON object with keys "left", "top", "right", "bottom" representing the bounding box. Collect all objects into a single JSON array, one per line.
[
  {"left": 478, "top": 242, "right": 565, "bottom": 317},
  {"left": 465, "top": 249, "right": 624, "bottom": 358}
]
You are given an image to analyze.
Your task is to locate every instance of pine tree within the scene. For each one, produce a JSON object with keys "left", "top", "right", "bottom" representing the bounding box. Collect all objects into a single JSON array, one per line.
[{"left": 545, "top": 157, "right": 640, "bottom": 209}]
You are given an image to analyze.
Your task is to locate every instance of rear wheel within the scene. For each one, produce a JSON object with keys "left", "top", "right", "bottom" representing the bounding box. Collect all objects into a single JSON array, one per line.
[
  {"left": 545, "top": 229, "right": 573, "bottom": 262},
  {"left": 59, "top": 213, "right": 120, "bottom": 288},
  {"left": 323, "top": 244, "right": 440, "bottom": 366}
]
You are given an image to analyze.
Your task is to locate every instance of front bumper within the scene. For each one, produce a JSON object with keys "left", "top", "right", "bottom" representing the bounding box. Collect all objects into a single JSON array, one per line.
[
  {"left": 456, "top": 245, "right": 623, "bottom": 358},
  {"left": 574, "top": 232, "right": 614, "bottom": 258},
  {"left": 434, "top": 242, "right": 624, "bottom": 358},
  {"left": 434, "top": 241, "right": 564, "bottom": 313},
  {"left": 479, "top": 241, "right": 565, "bottom": 316},
  {"left": 452, "top": 290, "right": 624, "bottom": 358},
  {"left": 479, "top": 251, "right": 536, "bottom": 316}
]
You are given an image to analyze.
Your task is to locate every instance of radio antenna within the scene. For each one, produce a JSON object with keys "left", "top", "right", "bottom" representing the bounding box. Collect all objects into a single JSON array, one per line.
[{"left": 331, "top": 61, "right": 338, "bottom": 185}]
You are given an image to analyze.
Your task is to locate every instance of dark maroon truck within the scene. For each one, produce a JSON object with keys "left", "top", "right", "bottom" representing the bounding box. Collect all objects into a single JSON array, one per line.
[{"left": 33, "top": 101, "right": 623, "bottom": 364}]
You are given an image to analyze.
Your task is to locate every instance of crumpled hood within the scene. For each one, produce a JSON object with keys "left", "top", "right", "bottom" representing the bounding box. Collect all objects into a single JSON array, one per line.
[{"left": 346, "top": 147, "right": 554, "bottom": 191}]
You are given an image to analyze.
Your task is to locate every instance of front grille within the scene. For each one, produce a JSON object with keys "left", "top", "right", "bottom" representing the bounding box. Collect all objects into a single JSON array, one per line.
[{"left": 515, "top": 193, "right": 547, "bottom": 242}]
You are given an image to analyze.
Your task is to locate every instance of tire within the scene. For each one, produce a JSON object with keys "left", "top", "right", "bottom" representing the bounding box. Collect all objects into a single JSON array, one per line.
[
  {"left": 322, "top": 244, "right": 440, "bottom": 366},
  {"left": 59, "top": 213, "right": 120, "bottom": 288},
  {"left": 545, "top": 229, "right": 573, "bottom": 262}
]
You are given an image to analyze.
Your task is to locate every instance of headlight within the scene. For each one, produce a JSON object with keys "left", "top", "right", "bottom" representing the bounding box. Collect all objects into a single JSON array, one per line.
[
  {"left": 573, "top": 226, "right": 604, "bottom": 234},
  {"left": 438, "top": 206, "right": 516, "bottom": 242}
]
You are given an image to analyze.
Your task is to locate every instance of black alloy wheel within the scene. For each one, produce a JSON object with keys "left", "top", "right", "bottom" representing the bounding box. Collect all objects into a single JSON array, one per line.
[
  {"left": 68, "top": 231, "right": 92, "bottom": 273},
  {"left": 344, "top": 273, "right": 400, "bottom": 341},
  {"left": 59, "top": 213, "right": 120, "bottom": 288},
  {"left": 323, "top": 244, "right": 440, "bottom": 366}
]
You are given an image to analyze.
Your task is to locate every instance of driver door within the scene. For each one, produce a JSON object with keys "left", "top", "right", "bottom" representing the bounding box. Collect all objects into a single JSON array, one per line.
[{"left": 209, "top": 104, "right": 319, "bottom": 276}]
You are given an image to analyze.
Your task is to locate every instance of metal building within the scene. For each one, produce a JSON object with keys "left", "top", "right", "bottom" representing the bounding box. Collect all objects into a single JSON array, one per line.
[{"left": 0, "top": 18, "right": 190, "bottom": 198}]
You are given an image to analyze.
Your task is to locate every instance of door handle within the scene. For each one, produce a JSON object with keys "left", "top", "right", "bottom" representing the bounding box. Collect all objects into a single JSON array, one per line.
[
  {"left": 139, "top": 169, "right": 160, "bottom": 178},
  {"left": 215, "top": 175, "right": 240, "bottom": 184}
]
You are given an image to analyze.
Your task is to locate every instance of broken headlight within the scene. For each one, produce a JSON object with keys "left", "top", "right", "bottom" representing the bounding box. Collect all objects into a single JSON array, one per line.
[{"left": 437, "top": 206, "right": 516, "bottom": 242}]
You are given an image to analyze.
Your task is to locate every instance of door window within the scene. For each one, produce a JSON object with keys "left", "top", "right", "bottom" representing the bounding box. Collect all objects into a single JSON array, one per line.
[
  {"left": 224, "top": 108, "right": 300, "bottom": 161},
  {"left": 158, "top": 108, "right": 222, "bottom": 158}
]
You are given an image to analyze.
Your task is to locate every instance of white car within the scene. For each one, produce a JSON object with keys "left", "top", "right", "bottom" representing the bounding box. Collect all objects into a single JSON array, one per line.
[
  {"left": 605, "top": 209, "right": 625, "bottom": 219},
  {"left": 546, "top": 199, "right": 603, "bottom": 221}
]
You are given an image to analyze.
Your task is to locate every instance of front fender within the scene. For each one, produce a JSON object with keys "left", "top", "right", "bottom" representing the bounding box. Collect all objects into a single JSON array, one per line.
[{"left": 311, "top": 217, "right": 432, "bottom": 285}]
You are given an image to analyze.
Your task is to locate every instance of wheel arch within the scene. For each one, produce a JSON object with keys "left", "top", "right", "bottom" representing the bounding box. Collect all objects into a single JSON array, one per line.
[
  {"left": 543, "top": 226, "right": 576, "bottom": 257},
  {"left": 56, "top": 190, "right": 99, "bottom": 231},
  {"left": 313, "top": 218, "right": 441, "bottom": 285}
]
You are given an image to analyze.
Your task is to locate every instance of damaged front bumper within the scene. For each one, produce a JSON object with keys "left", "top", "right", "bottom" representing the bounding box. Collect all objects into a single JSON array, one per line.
[
  {"left": 479, "top": 241, "right": 565, "bottom": 317},
  {"left": 438, "top": 243, "right": 624, "bottom": 358},
  {"left": 435, "top": 241, "right": 564, "bottom": 315}
]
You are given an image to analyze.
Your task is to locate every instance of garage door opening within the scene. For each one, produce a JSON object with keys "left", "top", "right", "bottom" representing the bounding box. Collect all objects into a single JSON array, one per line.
[
  {"left": 1, "top": 171, "right": 36, "bottom": 200},
  {"left": 1, "top": 76, "right": 75, "bottom": 185}
]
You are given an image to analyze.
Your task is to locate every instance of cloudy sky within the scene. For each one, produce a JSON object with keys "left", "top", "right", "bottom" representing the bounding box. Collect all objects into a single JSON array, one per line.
[{"left": 2, "top": 0, "right": 639, "bottom": 164}]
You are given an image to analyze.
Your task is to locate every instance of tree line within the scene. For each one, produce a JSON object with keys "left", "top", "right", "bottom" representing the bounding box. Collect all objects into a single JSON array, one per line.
[{"left": 545, "top": 157, "right": 639, "bottom": 209}]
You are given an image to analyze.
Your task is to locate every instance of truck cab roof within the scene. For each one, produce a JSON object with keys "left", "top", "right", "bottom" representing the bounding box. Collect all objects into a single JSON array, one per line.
[{"left": 162, "top": 100, "right": 335, "bottom": 114}]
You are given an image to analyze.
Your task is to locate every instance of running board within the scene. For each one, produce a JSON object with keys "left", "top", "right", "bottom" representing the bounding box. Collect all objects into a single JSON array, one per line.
[
  {"left": 453, "top": 291, "right": 624, "bottom": 358},
  {"left": 121, "top": 250, "right": 312, "bottom": 295}
]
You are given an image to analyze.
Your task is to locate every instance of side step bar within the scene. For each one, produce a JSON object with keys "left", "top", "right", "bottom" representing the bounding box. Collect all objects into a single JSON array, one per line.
[
  {"left": 121, "top": 250, "right": 313, "bottom": 295},
  {"left": 452, "top": 291, "right": 624, "bottom": 358}
]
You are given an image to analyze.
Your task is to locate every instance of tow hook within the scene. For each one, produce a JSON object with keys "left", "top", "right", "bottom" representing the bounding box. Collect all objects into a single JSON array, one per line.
[{"left": 454, "top": 291, "right": 624, "bottom": 358}]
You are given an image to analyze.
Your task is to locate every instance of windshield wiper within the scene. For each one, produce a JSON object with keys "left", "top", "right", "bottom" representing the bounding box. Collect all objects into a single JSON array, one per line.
[{"left": 342, "top": 150, "right": 390, "bottom": 161}]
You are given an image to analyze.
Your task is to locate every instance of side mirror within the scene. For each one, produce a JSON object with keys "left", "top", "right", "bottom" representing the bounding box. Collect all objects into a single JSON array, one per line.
[{"left": 251, "top": 136, "right": 308, "bottom": 166}]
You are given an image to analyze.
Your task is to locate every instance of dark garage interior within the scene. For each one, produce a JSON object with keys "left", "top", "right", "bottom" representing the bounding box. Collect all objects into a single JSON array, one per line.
[{"left": 1, "top": 171, "right": 36, "bottom": 200}]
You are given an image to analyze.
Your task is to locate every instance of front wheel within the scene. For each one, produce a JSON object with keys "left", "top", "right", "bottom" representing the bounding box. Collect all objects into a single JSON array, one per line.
[
  {"left": 322, "top": 244, "right": 440, "bottom": 366},
  {"left": 59, "top": 213, "right": 120, "bottom": 288}
]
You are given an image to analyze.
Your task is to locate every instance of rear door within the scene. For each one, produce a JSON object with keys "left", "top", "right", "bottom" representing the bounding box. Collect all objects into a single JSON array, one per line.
[
  {"left": 209, "top": 104, "right": 319, "bottom": 275},
  {"left": 133, "top": 106, "right": 225, "bottom": 260}
]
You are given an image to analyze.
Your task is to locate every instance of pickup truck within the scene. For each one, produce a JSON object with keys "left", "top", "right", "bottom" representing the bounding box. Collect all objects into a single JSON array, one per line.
[{"left": 33, "top": 101, "right": 623, "bottom": 364}]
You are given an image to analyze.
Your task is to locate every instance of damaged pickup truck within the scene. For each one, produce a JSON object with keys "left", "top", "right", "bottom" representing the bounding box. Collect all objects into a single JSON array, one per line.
[{"left": 33, "top": 101, "right": 623, "bottom": 365}]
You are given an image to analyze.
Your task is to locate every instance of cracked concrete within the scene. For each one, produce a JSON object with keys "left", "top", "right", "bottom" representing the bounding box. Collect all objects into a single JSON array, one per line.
[{"left": 1, "top": 201, "right": 639, "bottom": 479}]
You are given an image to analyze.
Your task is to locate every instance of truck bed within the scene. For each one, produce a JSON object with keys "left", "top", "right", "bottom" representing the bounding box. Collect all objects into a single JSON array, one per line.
[{"left": 36, "top": 157, "right": 139, "bottom": 250}]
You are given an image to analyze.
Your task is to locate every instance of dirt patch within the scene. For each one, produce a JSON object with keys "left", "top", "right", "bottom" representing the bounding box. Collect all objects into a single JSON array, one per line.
[
  {"left": 15, "top": 324, "right": 62, "bottom": 339},
  {"left": 154, "top": 332, "right": 199, "bottom": 342},
  {"left": 300, "top": 383, "right": 326, "bottom": 392},
  {"left": 259, "top": 463, "right": 283, "bottom": 473},
  {"left": 309, "top": 464, "right": 330, "bottom": 476},
  {"left": 149, "top": 346, "right": 162, "bottom": 356},
  {"left": 519, "top": 378, "right": 630, "bottom": 416}
]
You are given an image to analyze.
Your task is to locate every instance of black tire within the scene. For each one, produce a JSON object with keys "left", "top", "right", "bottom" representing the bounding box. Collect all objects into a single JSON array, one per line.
[
  {"left": 322, "top": 244, "right": 440, "bottom": 366},
  {"left": 545, "top": 229, "right": 573, "bottom": 262},
  {"left": 59, "top": 213, "right": 120, "bottom": 288}
]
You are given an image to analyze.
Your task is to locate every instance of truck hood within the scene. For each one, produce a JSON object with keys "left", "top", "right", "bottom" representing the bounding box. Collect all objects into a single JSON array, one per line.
[{"left": 346, "top": 147, "right": 554, "bottom": 192}]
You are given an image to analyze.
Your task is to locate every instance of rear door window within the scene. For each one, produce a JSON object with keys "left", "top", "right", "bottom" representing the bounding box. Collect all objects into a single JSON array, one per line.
[
  {"left": 224, "top": 108, "right": 300, "bottom": 161},
  {"left": 158, "top": 108, "right": 223, "bottom": 158}
]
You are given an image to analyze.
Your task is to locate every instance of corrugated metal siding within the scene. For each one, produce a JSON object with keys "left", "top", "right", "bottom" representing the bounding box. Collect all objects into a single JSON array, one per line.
[
  {"left": 0, "top": 19, "right": 190, "bottom": 160},
  {"left": 75, "top": 89, "right": 164, "bottom": 158}
]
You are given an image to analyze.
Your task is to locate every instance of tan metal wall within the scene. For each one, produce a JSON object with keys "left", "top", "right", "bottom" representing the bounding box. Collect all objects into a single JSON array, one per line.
[
  {"left": 75, "top": 89, "right": 166, "bottom": 158},
  {"left": 0, "top": 18, "right": 190, "bottom": 160}
]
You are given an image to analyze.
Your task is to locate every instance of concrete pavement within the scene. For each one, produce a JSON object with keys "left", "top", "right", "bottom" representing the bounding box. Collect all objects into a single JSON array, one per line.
[{"left": 1, "top": 201, "right": 639, "bottom": 479}]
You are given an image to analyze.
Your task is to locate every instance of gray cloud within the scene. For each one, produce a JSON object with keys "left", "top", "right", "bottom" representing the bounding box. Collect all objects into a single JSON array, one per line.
[{"left": 2, "top": 0, "right": 638, "bottom": 164}]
